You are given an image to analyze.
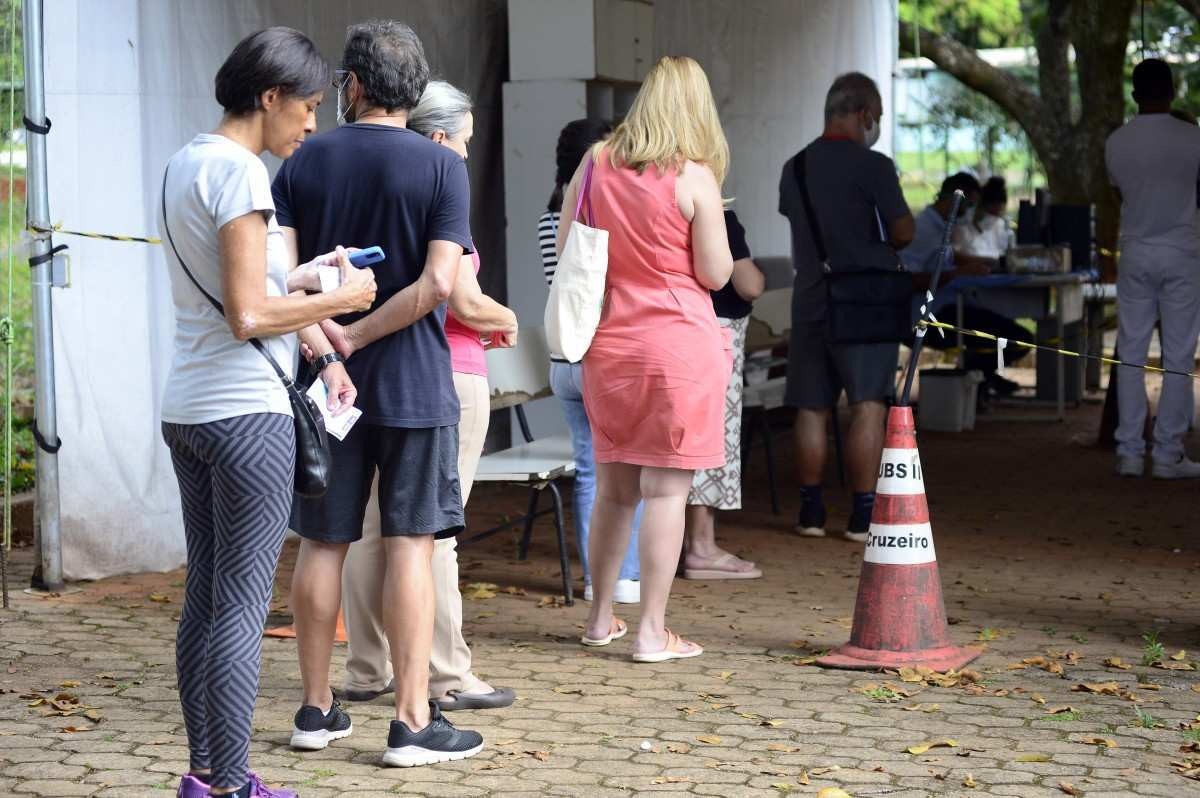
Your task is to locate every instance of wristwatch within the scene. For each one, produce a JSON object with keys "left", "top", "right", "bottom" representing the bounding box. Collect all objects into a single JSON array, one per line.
[{"left": 313, "top": 352, "right": 345, "bottom": 372}]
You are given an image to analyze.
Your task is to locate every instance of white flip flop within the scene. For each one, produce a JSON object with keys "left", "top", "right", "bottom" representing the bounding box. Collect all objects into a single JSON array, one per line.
[{"left": 631, "top": 629, "right": 704, "bottom": 663}]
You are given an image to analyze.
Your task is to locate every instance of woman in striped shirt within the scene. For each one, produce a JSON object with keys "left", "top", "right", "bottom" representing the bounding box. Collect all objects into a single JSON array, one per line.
[{"left": 539, "top": 118, "right": 643, "bottom": 604}]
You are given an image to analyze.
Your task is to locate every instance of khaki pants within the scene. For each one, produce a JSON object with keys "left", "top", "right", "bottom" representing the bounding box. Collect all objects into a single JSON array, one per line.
[{"left": 340, "top": 372, "right": 491, "bottom": 697}]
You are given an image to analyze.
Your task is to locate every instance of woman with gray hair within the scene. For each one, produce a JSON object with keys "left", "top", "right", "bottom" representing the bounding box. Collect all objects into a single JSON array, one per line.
[{"left": 324, "top": 80, "right": 520, "bottom": 713}]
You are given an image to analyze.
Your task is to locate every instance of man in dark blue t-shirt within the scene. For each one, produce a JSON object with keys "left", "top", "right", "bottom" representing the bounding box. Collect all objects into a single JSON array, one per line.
[{"left": 274, "top": 20, "right": 483, "bottom": 767}]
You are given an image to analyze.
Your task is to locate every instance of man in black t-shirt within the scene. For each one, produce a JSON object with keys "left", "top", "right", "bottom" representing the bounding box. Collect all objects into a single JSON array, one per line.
[
  {"left": 276, "top": 20, "right": 482, "bottom": 766},
  {"left": 778, "top": 72, "right": 914, "bottom": 544}
]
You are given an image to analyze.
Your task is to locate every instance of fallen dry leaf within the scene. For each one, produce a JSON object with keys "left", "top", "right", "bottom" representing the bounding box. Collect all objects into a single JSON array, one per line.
[
  {"left": 552, "top": 686, "right": 583, "bottom": 695},
  {"left": 667, "top": 743, "right": 689, "bottom": 754},
  {"left": 148, "top": 593, "right": 171, "bottom": 603},
  {"left": 902, "top": 703, "right": 940, "bottom": 713},
  {"left": 1103, "top": 657, "right": 1132, "bottom": 670},
  {"left": 651, "top": 776, "right": 693, "bottom": 784},
  {"left": 59, "top": 680, "right": 80, "bottom": 688},
  {"left": 963, "top": 773, "right": 977, "bottom": 788},
  {"left": 1059, "top": 782, "right": 1083, "bottom": 796},
  {"left": 719, "top": 670, "right": 734, "bottom": 681},
  {"left": 1072, "top": 682, "right": 1121, "bottom": 696},
  {"left": 1082, "top": 737, "right": 1117, "bottom": 748},
  {"left": 1044, "top": 705, "right": 1076, "bottom": 715},
  {"left": 766, "top": 742, "right": 797, "bottom": 752},
  {"left": 525, "top": 749, "right": 550, "bottom": 762},
  {"left": 537, "top": 595, "right": 566, "bottom": 608},
  {"left": 502, "top": 586, "right": 526, "bottom": 595},
  {"left": 696, "top": 735, "right": 722, "bottom": 745},
  {"left": 810, "top": 765, "right": 840, "bottom": 776},
  {"left": 907, "top": 739, "right": 958, "bottom": 755},
  {"left": 463, "top": 583, "right": 498, "bottom": 600},
  {"left": 815, "top": 789, "right": 852, "bottom": 798},
  {"left": 1031, "top": 693, "right": 1046, "bottom": 705},
  {"left": 1016, "top": 753, "right": 1052, "bottom": 762},
  {"left": 1172, "top": 650, "right": 1189, "bottom": 661},
  {"left": 796, "top": 769, "right": 809, "bottom": 785},
  {"left": 1154, "top": 660, "right": 1195, "bottom": 671}
]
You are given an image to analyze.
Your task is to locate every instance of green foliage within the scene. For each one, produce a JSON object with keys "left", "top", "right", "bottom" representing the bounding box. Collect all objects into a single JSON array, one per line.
[
  {"left": 1131, "top": 1, "right": 1200, "bottom": 118},
  {"left": 898, "top": 0, "right": 1029, "bottom": 49}
]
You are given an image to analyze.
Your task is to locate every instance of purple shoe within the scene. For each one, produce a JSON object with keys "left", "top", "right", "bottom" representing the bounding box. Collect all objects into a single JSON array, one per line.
[
  {"left": 176, "top": 774, "right": 209, "bottom": 798},
  {"left": 247, "top": 772, "right": 299, "bottom": 797}
]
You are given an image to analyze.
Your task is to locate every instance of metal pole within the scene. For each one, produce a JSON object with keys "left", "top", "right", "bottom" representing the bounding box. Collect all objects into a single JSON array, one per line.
[
  {"left": 899, "top": 190, "right": 965, "bottom": 407},
  {"left": 22, "top": 0, "right": 63, "bottom": 591}
]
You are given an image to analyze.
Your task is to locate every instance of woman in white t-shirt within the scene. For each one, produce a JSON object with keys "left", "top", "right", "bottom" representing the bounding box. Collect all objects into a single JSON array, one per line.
[
  {"left": 953, "top": 176, "right": 1010, "bottom": 259},
  {"left": 157, "top": 28, "right": 375, "bottom": 798}
]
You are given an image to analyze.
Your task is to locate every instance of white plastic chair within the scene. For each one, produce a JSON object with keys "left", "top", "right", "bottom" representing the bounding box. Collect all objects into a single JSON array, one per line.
[{"left": 461, "top": 326, "right": 575, "bottom": 604}]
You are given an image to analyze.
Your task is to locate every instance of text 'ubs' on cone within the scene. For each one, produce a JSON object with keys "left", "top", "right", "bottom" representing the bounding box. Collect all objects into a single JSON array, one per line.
[{"left": 817, "top": 405, "right": 981, "bottom": 672}]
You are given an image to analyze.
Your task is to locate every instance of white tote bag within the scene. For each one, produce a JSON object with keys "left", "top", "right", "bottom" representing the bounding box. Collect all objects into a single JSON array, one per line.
[{"left": 544, "top": 156, "right": 608, "bottom": 362}]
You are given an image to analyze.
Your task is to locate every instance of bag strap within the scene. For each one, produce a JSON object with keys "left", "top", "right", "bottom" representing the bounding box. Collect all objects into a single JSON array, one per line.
[
  {"left": 159, "top": 164, "right": 294, "bottom": 387},
  {"left": 792, "top": 148, "right": 830, "bottom": 270},
  {"left": 573, "top": 155, "right": 595, "bottom": 227}
]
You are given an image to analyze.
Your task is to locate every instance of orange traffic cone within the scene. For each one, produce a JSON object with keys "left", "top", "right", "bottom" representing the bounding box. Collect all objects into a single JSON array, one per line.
[{"left": 817, "top": 405, "right": 981, "bottom": 671}]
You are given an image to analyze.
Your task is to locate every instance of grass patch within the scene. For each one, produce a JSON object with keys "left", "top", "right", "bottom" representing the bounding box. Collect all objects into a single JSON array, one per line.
[
  {"left": 1045, "top": 711, "right": 1084, "bottom": 723},
  {"left": 1133, "top": 706, "right": 1164, "bottom": 729},
  {"left": 1142, "top": 629, "right": 1166, "bottom": 666},
  {"left": 300, "top": 768, "right": 336, "bottom": 787},
  {"left": 1182, "top": 728, "right": 1200, "bottom": 743}
]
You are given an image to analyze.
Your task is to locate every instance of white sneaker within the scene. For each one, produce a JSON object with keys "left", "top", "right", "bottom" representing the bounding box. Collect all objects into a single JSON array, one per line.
[
  {"left": 1115, "top": 455, "right": 1144, "bottom": 477},
  {"left": 843, "top": 530, "right": 869, "bottom": 543},
  {"left": 613, "top": 579, "right": 640, "bottom": 604},
  {"left": 582, "top": 580, "right": 641, "bottom": 603},
  {"left": 1152, "top": 456, "right": 1200, "bottom": 479}
]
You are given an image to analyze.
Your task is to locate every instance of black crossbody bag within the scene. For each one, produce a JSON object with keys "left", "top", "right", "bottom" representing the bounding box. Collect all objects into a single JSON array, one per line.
[
  {"left": 160, "top": 167, "right": 331, "bottom": 498},
  {"left": 793, "top": 148, "right": 913, "bottom": 344}
]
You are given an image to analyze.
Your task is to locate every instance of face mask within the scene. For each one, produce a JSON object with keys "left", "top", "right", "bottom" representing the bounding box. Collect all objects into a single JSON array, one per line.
[
  {"left": 335, "top": 73, "right": 354, "bottom": 125},
  {"left": 862, "top": 113, "right": 881, "bottom": 148}
]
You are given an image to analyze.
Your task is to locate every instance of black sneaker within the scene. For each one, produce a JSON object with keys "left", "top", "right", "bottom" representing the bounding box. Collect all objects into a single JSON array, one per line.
[
  {"left": 844, "top": 505, "right": 872, "bottom": 543},
  {"left": 290, "top": 697, "right": 353, "bottom": 750},
  {"left": 793, "top": 500, "right": 827, "bottom": 537},
  {"left": 381, "top": 701, "right": 483, "bottom": 767}
]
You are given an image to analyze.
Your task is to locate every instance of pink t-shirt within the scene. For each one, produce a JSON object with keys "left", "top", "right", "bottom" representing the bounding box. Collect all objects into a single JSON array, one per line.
[{"left": 443, "top": 250, "right": 488, "bottom": 376}]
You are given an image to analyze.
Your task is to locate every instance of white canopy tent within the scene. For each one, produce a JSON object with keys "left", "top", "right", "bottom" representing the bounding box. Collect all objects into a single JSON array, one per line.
[{"left": 33, "top": 0, "right": 896, "bottom": 581}]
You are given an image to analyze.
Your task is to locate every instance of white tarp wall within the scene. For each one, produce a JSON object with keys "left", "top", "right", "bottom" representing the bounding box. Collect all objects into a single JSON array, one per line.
[{"left": 45, "top": 0, "right": 507, "bottom": 580}]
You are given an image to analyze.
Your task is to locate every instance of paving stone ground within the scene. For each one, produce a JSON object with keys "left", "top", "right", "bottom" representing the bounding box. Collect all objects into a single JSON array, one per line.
[{"left": 4, "top": 397, "right": 1200, "bottom": 797}]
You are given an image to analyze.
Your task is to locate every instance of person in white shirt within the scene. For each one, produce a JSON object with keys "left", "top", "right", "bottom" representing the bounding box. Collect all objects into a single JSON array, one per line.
[
  {"left": 1106, "top": 58, "right": 1200, "bottom": 479},
  {"left": 954, "top": 177, "right": 1010, "bottom": 260}
]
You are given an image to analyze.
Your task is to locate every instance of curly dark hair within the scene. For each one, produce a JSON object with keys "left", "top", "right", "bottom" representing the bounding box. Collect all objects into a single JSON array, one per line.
[{"left": 342, "top": 20, "right": 430, "bottom": 112}]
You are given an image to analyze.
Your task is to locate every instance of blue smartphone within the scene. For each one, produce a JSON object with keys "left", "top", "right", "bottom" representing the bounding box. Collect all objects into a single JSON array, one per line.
[{"left": 349, "top": 246, "right": 385, "bottom": 267}]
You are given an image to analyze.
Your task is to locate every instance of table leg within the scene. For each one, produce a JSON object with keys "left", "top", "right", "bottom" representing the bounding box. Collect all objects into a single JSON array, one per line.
[
  {"left": 1055, "top": 286, "right": 1065, "bottom": 421},
  {"left": 956, "top": 295, "right": 965, "bottom": 369}
]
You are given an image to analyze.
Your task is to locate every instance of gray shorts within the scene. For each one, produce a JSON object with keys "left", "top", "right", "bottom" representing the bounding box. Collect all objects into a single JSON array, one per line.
[
  {"left": 784, "top": 321, "right": 899, "bottom": 409},
  {"left": 291, "top": 422, "right": 464, "bottom": 543}
]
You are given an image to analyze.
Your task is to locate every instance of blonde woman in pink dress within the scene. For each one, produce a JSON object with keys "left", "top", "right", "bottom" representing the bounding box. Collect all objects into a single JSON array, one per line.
[{"left": 556, "top": 56, "right": 734, "bottom": 662}]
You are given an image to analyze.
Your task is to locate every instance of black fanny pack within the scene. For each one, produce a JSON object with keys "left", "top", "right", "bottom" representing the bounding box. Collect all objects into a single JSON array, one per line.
[{"left": 793, "top": 149, "right": 913, "bottom": 344}]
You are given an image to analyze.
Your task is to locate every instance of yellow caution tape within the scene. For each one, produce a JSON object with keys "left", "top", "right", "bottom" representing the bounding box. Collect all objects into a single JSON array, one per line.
[
  {"left": 28, "top": 223, "right": 161, "bottom": 245},
  {"left": 919, "top": 319, "right": 1198, "bottom": 380}
]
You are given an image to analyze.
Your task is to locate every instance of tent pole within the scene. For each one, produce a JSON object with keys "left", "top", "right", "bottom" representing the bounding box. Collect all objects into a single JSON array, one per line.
[{"left": 22, "top": 0, "right": 62, "bottom": 591}]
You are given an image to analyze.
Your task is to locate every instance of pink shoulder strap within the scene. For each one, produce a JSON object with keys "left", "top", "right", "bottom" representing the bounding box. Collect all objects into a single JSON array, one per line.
[{"left": 573, "top": 155, "right": 595, "bottom": 227}]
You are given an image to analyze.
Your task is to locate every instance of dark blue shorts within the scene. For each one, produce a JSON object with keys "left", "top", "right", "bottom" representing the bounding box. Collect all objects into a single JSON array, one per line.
[
  {"left": 291, "top": 422, "right": 463, "bottom": 543},
  {"left": 785, "top": 321, "right": 899, "bottom": 409}
]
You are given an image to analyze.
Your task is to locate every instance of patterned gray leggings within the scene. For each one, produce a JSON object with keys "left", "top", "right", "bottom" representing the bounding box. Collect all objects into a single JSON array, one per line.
[{"left": 162, "top": 413, "right": 295, "bottom": 790}]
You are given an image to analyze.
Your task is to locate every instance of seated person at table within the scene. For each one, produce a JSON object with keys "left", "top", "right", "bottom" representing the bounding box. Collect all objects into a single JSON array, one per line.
[
  {"left": 954, "top": 176, "right": 1010, "bottom": 260},
  {"left": 903, "top": 173, "right": 1028, "bottom": 397}
]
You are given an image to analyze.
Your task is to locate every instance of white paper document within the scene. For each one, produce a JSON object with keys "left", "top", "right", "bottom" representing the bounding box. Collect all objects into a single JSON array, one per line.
[{"left": 305, "top": 377, "right": 362, "bottom": 441}]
